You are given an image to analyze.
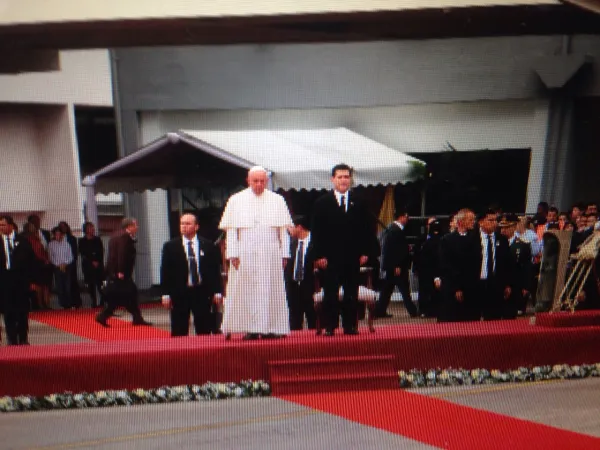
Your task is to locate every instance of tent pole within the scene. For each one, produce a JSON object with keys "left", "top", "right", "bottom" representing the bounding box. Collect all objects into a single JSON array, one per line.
[{"left": 85, "top": 185, "right": 99, "bottom": 231}]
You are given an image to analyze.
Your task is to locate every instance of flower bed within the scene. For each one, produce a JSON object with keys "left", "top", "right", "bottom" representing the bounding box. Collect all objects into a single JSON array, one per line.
[
  {"left": 0, "top": 380, "right": 270, "bottom": 413},
  {"left": 399, "top": 363, "right": 600, "bottom": 388}
]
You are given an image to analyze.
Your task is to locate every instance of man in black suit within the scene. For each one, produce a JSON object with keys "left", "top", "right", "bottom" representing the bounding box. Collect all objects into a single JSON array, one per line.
[
  {"left": 375, "top": 207, "right": 418, "bottom": 318},
  {"left": 438, "top": 209, "right": 480, "bottom": 322},
  {"left": 95, "top": 218, "right": 151, "bottom": 327},
  {"left": 414, "top": 219, "right": 444, "bottom": 318},
  {"left": 160, "top": 213, "right": 224, "bottom": 337},
  {"left": 474, "top": 210, "right": 512, "bottom": 320},
  {"left": 285, "top": 215, "right": 317, "bottom": 331},
  {"left": 0, "top": 215, "right": 36, "bottom": 345},
  {"left": 311, "top": 164, "right": 372, "bottom": 336}
]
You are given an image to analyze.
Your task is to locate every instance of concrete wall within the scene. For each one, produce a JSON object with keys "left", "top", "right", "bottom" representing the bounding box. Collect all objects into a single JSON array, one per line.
[
  {"left": 0, "top": 105, "right": 84, "bottom": 231},
  {"left": 0, "top": 50, "right": 112, "bottom": 107},
  {"left": 115, "top": 36, "right": 600, "bottom": 112}
]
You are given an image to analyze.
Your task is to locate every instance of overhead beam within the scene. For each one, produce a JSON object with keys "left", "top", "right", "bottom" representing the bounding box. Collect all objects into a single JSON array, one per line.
[{"left": 0, "top": 4, "right": 599, "bottom": 51}]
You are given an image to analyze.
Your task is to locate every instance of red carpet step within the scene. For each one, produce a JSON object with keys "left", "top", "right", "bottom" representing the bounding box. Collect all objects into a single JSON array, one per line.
[
  {"left": 268, "top": 354, "right": 398, "bottom": 395},
  {"left": 535, "top": 311, "right": 600, "bottom": 328}
]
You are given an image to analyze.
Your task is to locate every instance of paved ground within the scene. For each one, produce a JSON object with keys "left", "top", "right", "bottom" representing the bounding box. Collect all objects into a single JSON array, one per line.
[{"left": 1, "top": 379, "right": 599, "bottom": 449}]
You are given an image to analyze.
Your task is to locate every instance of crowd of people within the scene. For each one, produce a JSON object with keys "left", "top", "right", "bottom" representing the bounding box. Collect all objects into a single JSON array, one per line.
[{"left": 1, "top": 166, "right": 598, "bottom": 345}]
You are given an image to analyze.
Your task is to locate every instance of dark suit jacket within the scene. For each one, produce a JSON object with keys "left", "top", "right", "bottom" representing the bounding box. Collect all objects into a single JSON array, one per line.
[
  {"left": 310, "top": 190, "right": 372, "bottom": 270},
  {"left": 473, "top": 230, "right": 511, "bottom": 289},
  {"left": 285, "top": 237, "right": 315, "bottom": 287},
  {"left": 440, "top": 231, "right": 479, "bottom": 296},
  {"left": 106, "top": 231, "right": 136, "bottom": 280},
  {"left": 508, "top": 238, "right": 533, "bottom": 292},
  {"left": 79, "top": 236, "right": 105, "bottom": 275},
  {"left": 380, "top": 223, "right": 410, "bottom": 279},
  {"left": 160, "top": 234, "right": 223, "bottom": 299},
  {"left": 0, "top": 233, "right": 36, "bottom": 311}
]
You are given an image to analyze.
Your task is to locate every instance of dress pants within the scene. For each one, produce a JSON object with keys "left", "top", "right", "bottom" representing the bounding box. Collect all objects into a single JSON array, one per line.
[
  {"left": 322, "top": 263, "right": 359, "bottom": 332},
  {"left": 286, "top": 279, "right": 316, "bottom": 330},
  {"left": 478, "top": 278, "right": 506, "bottom": 320},
  {"left": 1, "top": 276, "right": 30, "bottom": 345},
  {"left": 97, "top": 278, "right": 144, "bottom": 322},
  {"left": 83, "top": 267, "right": 105, "bottom": 307},
  {"left": 376, "top": 272, "right": 417, "bottom": 317},
  {"left": 170, "top": 286, "right": 212, "bottom": 336}
]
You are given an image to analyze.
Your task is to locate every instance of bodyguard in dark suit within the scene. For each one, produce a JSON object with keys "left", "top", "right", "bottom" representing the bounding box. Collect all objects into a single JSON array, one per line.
[
  {"left": 414, "top": 219, "right": 444, "bottom": 318},
  {"left": 79, "top": 222, "right": 105, "bottom": 308},
  {"left": 161, "top": 213, "right": 224, "bottom": 336},
  {"left": 311, "top": 164, "right": 372, "bottom": 336},
  {"left": 474, "top": 210, "right": 512, "bottom": 320},
  {"left": 96, "top": 218, "right": 151, "bottom": 327},
  {"left": 438, "top": 209, "right": 480, "bottom": 322},
  {"left": 285, "top": 215, "right": 317, "bottom": 330},
  {"left": 0, "top": 215, "right": 36, "bottom": 345},
  {"left": 375, "top": 207, "right": 418, "bottom": 318}
]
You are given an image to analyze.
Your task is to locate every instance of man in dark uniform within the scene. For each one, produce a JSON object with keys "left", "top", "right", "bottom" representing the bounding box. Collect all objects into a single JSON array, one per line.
[
  {"left": 95, "top": 218, "right": 151, "bottom": 327},
  {"left": 0, "top": 215, "right": 36, "bottom": 345},
  {"left": 500, "top": 214, "right": 533, "bottom": 317},
  {"left": 438, "top": 208, "right": 480, "bottom": 322},
  {"left": 284, "top": 215, "right": 317, "bottom": 331},
  {"left": 311, "top": 164, "right": 372, "bottom": 336},
  {"left": 375, "top": 207, "right": 418, "bottom": 318}
]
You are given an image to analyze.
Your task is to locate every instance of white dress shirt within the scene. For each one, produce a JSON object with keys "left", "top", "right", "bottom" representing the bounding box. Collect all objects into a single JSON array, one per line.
[
  {"left": 182, "top": 235, "right": 201, "bottom": 286},
  {"left": 3, "top": 232, "right": 15, "bottom": 269},
  {"left": 480, "top": 231, "right": 496, "bottom": 280},
  {"left": 334, "top": 191, "right": 349, "bottom": 212},
  {"left": 48, "top": 238, "right": 74, "bottom": 266},
  {"left": 294, "top": 233, "right": 311, "bottom": 281}
]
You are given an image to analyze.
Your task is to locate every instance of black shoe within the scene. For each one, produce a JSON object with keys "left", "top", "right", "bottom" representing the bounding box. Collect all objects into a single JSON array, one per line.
[
  {"left": 344, "top": 328, "right": 359, "bottom": 336},
  {"left": 95, "top": 315, "right": 109, "bottom": 328},
  {"left": 324, "top": 329, "right": 335, "bottom": 337},
  {"left": 242, "top": 333, "right": 259, "bottom": 341},
  {"left": 132, "top": 319, "right": 152, "bottom": 326}
]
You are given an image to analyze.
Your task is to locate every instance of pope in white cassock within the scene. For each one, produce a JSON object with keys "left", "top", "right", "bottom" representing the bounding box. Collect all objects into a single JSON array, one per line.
[{"left": 219, "top": 166, "right": 293, "bottom": 340}]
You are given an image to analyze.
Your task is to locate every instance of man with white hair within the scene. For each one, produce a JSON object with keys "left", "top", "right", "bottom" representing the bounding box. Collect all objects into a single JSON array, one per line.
[{"left": 219, "top": 166, "right": 293, "bottom": 340}]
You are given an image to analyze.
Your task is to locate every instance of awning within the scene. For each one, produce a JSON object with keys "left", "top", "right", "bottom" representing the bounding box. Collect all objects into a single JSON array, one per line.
[{"left": 82, "top": 127, "right": 424, "bottom": 194}]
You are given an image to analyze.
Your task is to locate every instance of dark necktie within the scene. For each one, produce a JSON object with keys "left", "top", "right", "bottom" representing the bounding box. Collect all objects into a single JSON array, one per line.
[
  {"left": 487, "top": 234, "right": 494, "bottom": 278},
  {"left": 294, "top": 240, "right": 304, "bottom": 282},
  {"left": 188, "top": 241, "right": 200, "bottom": 285},
  {"left": 340, "top": 195, "right": 346, "bottom": 212}
]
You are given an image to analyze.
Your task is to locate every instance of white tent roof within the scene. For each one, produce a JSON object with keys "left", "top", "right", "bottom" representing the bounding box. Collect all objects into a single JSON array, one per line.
[
  {"left": 180, "top": 128, "right": 423, "bottom": 190},
  {"left": 83, "top": 127, "right": 424, "bottom": 194}
]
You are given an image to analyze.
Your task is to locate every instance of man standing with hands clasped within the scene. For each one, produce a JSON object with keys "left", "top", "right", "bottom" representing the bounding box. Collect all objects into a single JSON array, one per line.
[
  {"left": 311, "top": 164, "right": 372, "bottom": 336},
  {"left": 161, "top": 213, "right": 223, "bottom": 337}
]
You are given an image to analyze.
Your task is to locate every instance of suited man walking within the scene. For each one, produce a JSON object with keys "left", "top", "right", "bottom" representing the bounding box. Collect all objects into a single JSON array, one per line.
[
  {"left": 311, "top": 164, "right": 372, "bottom": 336},
  {"left": 285, "top": 215, "right": 317, "bottom": 331},
  {"left": 161, "top": 213, "right": 224, "bottom": 336},
  {"left": 475, "top": 210, "right": 512, "bottom": 320},
  {"left": 95, "top": 218, "right": 151, "bottom": 327},
  {"left": 0, "top": 215, "right": 36, "bottom": 345},
  {"left": 375, "top": 207, "right": 418, "bottom": 318}
]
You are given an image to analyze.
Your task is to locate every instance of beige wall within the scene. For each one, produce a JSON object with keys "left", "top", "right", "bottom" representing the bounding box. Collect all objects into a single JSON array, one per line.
[
  {"left": 0, "top": 50, "right": 112, "bottom": 107},
  {"left": 0, "top": 104, "right": 84, "bottom": 232},
  {"left": 0, "top": 0, "right": 558, "bottom": 24}
]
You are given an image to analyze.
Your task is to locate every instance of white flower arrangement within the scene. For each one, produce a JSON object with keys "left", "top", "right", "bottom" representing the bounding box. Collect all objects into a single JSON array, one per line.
[
  {"left": 0, "top": 380, "right": 271, "bottom": 413},
  {"left": 399, "top": 363, "right": 600, "bottom": 388}
]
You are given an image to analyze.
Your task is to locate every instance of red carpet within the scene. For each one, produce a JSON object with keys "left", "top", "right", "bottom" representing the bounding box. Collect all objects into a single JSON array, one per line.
[
  {"left": 280, "top": 389, "right": 600, "bottom": 449},
  {"left": 30, "top": 308, "right": 170, "bottom": 342},
  {"left": 2, "top": 320, "right": 600, "bottom": 396}
]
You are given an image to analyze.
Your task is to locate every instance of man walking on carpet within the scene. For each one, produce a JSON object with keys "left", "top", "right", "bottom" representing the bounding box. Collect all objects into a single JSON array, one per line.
[
  {"left": 218, "top": 166, "right": 293, "bottom": 340},
  {"left": 95, "top": 218, "right": 152, "bottom": 328}
]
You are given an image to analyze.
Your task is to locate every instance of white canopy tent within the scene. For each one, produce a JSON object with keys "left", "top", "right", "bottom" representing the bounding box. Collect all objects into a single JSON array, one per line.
[{"left": 82, "top": 127, "right": 424, "bottom": 227}]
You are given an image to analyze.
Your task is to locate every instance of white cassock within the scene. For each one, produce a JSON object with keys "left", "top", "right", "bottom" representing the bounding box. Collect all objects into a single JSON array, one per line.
[{"left": 219, "top": 188, "right": 293, "bottom": 335}]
